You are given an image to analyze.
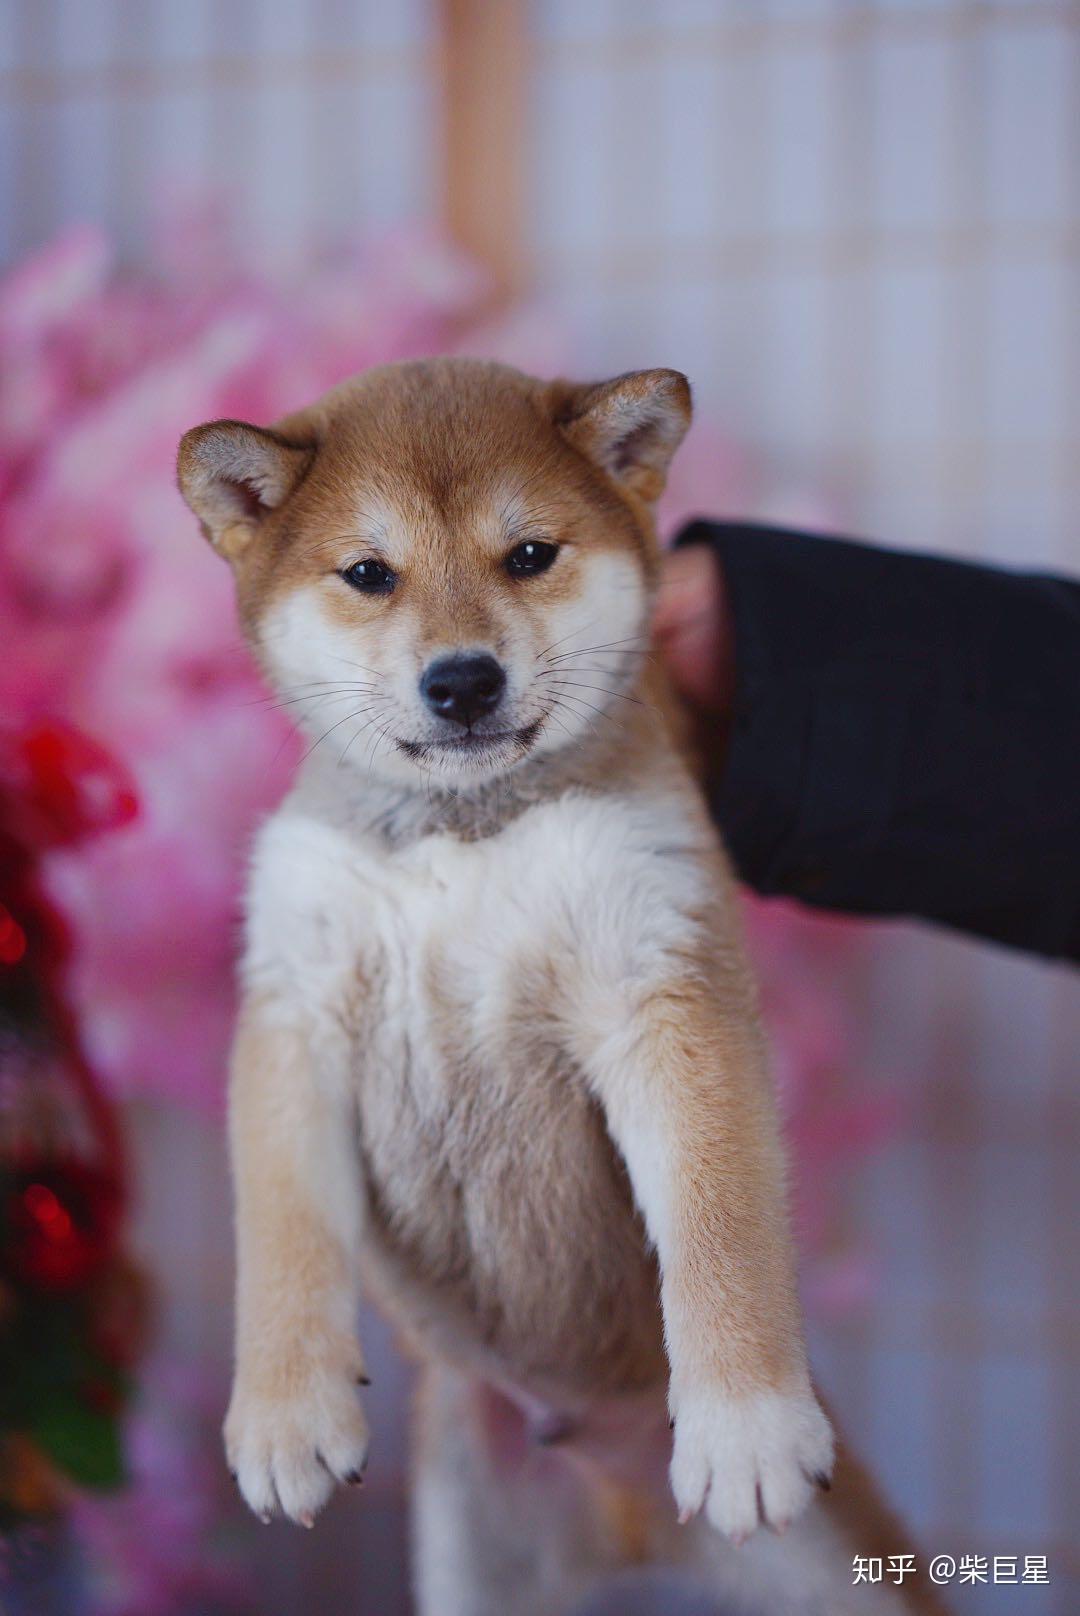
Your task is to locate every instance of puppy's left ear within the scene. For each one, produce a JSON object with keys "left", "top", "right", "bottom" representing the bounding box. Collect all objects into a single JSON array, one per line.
[
  {"left": 554, "top": 369, "right": 691, "bottom": 502},
  {"left": 177, "top": 419, "right": 314, "bottom": 562}
]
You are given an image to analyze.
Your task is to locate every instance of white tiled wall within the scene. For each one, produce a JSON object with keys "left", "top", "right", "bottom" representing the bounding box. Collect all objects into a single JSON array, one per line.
[
  {"left": 0, "top": 0, "right": 434, "bottom": 267},
  {"left": 529, "top": 0, "right": 1078, "bottom": 576}
]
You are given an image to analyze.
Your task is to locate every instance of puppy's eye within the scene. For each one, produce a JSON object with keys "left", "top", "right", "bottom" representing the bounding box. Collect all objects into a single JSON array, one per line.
[
  {"left": 506, "top": 540, "right": 558, "bottom": 579},
  {"left": 341, "top": 558, "right": 396, "bottom": 594}
]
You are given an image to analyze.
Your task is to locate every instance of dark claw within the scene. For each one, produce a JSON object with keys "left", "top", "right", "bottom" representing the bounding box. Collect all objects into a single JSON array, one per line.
[
  {"left": 755, "top": 1480, "right": 765, "bottom": 1528},
  {"left": 668, "top": 1417, "right": 675, "bottom": 1430},
  {"left": 345, "top": 1468, "right": 365, "bottom": 1486},
  {"left": 813, "top": 1470, "right": 832, "bottom": 1492},
  {"left": 357, "top": 1374, "right": 372, "bottom": 1386},
  {"left": 229, "top": 1468, "right": 238, "bottom": 1484}
]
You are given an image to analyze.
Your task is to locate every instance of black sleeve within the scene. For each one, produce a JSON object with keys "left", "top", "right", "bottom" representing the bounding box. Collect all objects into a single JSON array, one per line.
[{"left": 675, "top": 519, "right": 1080, "bottom": 963}]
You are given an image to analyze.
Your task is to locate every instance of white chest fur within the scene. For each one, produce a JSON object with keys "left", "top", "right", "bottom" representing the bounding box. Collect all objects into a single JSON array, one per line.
[
  {"left": 243, "top": 784, "right": 709, "bottom": 1058},
  {"left": 241, "top": 783, "right": 710, "bottom": 1390}
]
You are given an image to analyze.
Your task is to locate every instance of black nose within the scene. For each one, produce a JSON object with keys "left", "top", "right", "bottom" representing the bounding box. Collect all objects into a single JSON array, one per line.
[{"left": 420, "top": 653, "right": 506, "bottom": 727}]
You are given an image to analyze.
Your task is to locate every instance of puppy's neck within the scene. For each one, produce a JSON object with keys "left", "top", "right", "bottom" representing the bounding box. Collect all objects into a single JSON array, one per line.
[{"left": 298, "top": 703, "right": 664, "bottom": 850}]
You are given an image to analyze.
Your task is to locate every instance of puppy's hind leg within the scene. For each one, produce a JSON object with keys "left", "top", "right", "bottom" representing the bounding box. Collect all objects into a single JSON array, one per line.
[{"left": 410, "top": 1366, "right": 627, "bottom": 1616}]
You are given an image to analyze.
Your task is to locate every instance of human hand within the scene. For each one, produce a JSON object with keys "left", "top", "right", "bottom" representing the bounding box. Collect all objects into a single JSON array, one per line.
[{"left": 653, "top": 546, "right": 735, "bottom": 752}]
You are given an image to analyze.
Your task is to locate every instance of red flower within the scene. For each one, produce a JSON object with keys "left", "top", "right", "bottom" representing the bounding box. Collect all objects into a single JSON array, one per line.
[
  {"left": 2, "top": 1159, "right": 122, "bottom": 1293},
  {"left": 0, "top": 722, "right": 138, "bottom": 853}
]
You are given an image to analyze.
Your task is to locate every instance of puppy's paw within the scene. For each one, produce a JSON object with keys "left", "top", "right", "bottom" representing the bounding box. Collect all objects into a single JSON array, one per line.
[
  {"left": 669, "top": 1382, "right": 833, "bottom": 1543},
  {"left": 225, "top": 1340, "right": 370, "bottom": 1527}
]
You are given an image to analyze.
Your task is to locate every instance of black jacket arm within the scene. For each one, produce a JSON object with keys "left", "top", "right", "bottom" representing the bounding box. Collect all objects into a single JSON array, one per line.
[{"left": 675, "top": 520, "right": 1080, "bottom": 962}]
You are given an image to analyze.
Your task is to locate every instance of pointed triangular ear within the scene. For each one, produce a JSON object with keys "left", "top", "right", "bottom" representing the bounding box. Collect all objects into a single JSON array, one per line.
[
  {"left": 554, "top": 369, "right": 691, "bottom": 502},
  {"left": 177, "top": 419, "right": 314, "bottom": 560}
]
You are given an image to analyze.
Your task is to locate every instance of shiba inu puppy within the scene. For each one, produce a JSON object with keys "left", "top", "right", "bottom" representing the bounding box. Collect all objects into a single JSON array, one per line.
[{"left": 178, "top": 360, "right": 942, "bottom": 1615}]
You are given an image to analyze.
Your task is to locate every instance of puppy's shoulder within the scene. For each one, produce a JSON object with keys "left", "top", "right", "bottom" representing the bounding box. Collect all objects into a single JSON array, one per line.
[
  {"left": 507, "top": 766, "right": 720, "bottom": 914},
  {"left": 241, "top": 795, "right": 384, "bottom": 993}
]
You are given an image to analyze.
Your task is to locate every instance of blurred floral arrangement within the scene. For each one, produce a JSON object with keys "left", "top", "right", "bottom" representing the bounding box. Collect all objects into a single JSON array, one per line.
[
  {"left": 0, "top": 217, "right": 509, "bottom": 1113},
  {"left": 0, "top": 218, "right": 893, "bottom": 1610},
  {"left": 0, "top": 723, "right": 144, "bottom": 1531}
]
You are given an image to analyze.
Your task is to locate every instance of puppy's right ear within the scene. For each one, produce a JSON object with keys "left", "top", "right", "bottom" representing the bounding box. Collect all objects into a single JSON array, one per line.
[{"left": 177, "top": 420, "right": 313, "bottom": 561}]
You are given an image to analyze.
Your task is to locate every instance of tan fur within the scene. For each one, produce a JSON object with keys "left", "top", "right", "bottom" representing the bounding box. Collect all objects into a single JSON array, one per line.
[
  {"left": 825, "top": 1435, "right": 951, "bottom": 1616},
  {"left": 179, "top": 359, "right": 931, "bottom": 1610}
]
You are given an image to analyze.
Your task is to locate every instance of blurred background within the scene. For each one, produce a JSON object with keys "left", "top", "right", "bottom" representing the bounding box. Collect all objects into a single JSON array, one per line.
[{"left": 0, "top": 3, "right": 1076, "bottom": 1614}]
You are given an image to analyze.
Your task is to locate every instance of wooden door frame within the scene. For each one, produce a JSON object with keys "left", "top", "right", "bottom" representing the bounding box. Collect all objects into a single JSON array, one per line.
[{"left": 438, "top": 0, "right": 529, "bottom": 301}]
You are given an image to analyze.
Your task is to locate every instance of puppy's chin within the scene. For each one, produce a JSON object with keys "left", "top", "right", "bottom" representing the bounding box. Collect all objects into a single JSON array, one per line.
[{"left": 394, "top": 719, "right": 545, "bottom": 786}]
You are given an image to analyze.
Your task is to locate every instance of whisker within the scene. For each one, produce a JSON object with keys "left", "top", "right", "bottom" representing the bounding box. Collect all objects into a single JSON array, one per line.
[
  {"left": 542, "top": 650, "right": 651, "bottom": 669},
  {"left": 544, "top": 688, "right": 625, "bottom": 732},
  {"left": 324, "top": 654, "right": 384, "bottom": 677},
  {"left": 539, "top": 704, "right": 576, "bottom": 742},
  {"left": 541, "top": 677, "right": 650, "bottom": 709},
  {"left": 546, "top": 695, "right": 608, "bottom": 743},
  {"left": 362, "top": 714, "right": 389, "bottom": 772},
  {"left": 298, "top": 703, "right": 386, "bottom": 767},
  {"left": 275, "top": 676, "right": 383, "bottom": 690},
  {"left": 252, "top": 678, "right": 379, "bottom": 695},
  {"left": 291, "top": 532, "right": 389, "bottom": 563},
  {"left": 247, "top": 682, "right": 381, "bottom": 710},
  {"left": 252, "top": 687, "right": 384, "bottom": 716},
  {"left": 544, "top": 634, "right": 650, "bottom": 664},
  {"left": 338, "top": 706, "right": 392, "bottom": 767},
  {"left": 534, "top": 619, "right": 600, "bottom": 663},
  {"left": 365, "top": 717, "right": 398, "bottom": 776},
  {"left": 536, "top": 660, "right": 647, "bottom": 676}
]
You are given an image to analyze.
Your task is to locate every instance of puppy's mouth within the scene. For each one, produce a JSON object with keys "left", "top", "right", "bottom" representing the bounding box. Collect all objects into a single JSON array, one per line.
[{"left": 395, "top": 718, "right": 544, "bottom": 766}]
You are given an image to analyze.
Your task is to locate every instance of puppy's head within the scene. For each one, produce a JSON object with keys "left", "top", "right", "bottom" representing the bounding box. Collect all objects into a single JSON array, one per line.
[{"left": 178, "top": 359, "right": 690, "bottom": 787}]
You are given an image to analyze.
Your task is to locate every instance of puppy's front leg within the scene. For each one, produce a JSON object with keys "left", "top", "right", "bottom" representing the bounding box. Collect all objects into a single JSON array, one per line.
[
  {"left": 578, "top": 893, "right": 833, "bottom": 1543},
  {"left": 224, "top": 999, "right": 369, "bottom": 1526}
]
